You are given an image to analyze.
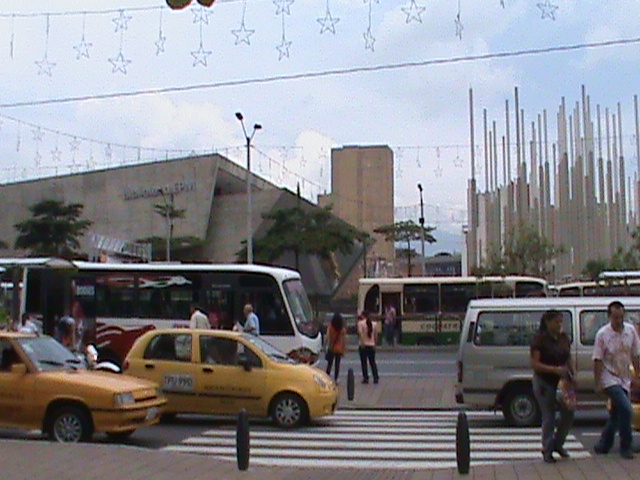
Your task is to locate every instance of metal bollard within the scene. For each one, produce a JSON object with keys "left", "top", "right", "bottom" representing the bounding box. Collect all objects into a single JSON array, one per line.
[
  {"left": 456, "top": 410, "right": 470, "bottom": 475},
  {"left": 236, "top": 408, "right": 250, "bottom": 471},
  {"left": 347, "top": 368, "right": 355, "bottom": 401}
]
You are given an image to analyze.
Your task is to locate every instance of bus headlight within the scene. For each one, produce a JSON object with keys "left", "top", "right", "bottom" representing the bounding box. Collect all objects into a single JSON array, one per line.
[{"left": 114, "top": 392, "right": 135, "bottom": 407}]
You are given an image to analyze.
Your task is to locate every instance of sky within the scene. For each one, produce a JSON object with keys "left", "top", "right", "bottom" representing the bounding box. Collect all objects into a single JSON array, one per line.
[{"left": 1, "top": 0, "right": 640, "bottom": 255}]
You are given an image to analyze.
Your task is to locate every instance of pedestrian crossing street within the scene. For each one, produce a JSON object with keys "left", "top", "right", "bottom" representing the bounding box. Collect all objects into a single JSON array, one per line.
[{"left": 162, "top": 410, "right": 591, "bottom": 469}]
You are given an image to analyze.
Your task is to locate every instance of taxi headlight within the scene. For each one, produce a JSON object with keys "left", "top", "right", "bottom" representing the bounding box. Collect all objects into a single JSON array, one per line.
[
  {"left": 314, "top": 374, "right": 329, "bottom": 390},
  {"left": 114, "top": 392, "right": 135, "bottom": 407}
]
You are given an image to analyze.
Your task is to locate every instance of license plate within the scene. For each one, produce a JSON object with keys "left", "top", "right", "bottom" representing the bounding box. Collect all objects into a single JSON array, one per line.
[
  {"left": 163, "top": 374, "right": 195, "bottom": 393},
  {"left": 145, "top": 407, "right": 158, "bottom": 421}
]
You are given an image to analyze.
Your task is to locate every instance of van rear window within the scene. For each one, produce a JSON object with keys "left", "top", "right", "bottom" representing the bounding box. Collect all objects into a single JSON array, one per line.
[
  {"left": 474, "top": 310, "right": 572, "bottom": 346},
  {"left": 580, "top": 310, "right": 640, "bottom": 346}
]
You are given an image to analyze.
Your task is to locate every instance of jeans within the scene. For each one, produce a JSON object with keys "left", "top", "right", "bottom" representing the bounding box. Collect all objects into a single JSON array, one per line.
[
  {"left": 359, "top": 346, "right": 378, "bottom": 382},
  {"left": 325, "top": 351, "right": 342, "bottom": 381},
  {"left": 596, "top": 385, "right": 634, "bottom": 454},
  {"left": 532, "top": 375, "right": 574, "bottom": 455}
]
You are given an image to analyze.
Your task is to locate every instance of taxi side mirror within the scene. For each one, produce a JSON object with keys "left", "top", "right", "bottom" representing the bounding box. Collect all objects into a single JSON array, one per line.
[
  {"left": 237, "top": 353, "right": 252, "bottom": 372},
  {"left": 11, "top": 363, "right": 27, "bottom": 376}
]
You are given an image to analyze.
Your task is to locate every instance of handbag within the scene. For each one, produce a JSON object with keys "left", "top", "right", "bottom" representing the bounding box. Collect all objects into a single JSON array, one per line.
[{"left": 556, "top": 377, "right": 577, "bottom": 411}]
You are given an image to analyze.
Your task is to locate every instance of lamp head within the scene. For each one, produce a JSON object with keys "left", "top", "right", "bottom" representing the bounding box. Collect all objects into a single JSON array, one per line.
[
  {"left": 417, "top": 183, "right": 423, "bottom": 192},
  {"left": 235, "top": 112, "right": 244, "bottom": 121},
  {"left": 254, "top": 124, "right": 262, "bottom": 131}
]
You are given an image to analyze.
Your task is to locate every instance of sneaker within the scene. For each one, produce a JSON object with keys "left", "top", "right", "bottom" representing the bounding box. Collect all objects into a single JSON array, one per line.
[
  {"left": 373, "top": 378, "right": 379, "bottom": 384},
  {"left": 554, "top": 447, "right": 570, "bottom": 458},
  {"left": 543, "top": 453, "right": 557, "bottom": 464},
  {"left": 361, "top": 379, "right": 369, "bottom": 384},
  {"left": 593, "top": 444, "right": 608, "bottom": 455},
  {"left": 620, "top": 450, "right": 635, "bottom": 460}
]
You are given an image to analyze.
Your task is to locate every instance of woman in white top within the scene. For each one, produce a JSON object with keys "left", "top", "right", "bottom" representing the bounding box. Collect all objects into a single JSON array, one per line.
[{"left": 357, "top": 311, "right": 379, "bottom": 384}]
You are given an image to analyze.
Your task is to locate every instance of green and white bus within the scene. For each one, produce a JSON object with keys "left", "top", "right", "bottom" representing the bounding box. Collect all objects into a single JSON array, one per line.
[{"left": 358, "top": 276, "right": 548, "bottom": 345}]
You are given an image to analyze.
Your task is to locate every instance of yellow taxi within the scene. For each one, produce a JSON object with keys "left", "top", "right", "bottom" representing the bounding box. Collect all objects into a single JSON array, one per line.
[
  {"left": 0, "top": 331, "right": 166, "bottom": 442},
  {"left": 124, "top": 329, "right": 338, "bottom": 428}
]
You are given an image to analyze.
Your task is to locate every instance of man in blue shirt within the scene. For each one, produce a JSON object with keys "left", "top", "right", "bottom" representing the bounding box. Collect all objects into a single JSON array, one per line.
[{"left": 243, "top": 304, "right": 260, "bottom": 336}]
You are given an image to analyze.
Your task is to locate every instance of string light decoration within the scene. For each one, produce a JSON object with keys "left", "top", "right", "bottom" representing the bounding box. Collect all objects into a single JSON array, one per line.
[
  {"left": 317, "top": 0, "right": 340, "bottom": 35},
  {"left": 35, "top": 15, "right": 56, "bottom": 77},
  {"left": 73, "top": 13, "right": 93, "bottom": 60},
  {"left": 274, "top": 0, "right": 294, "bottom": 60},
  {"left": 402, "top": 0, "right": 426, "bottom": 24},
  {"left": 363, "top": 0, "right": 377, "bottom": 52},
  {"left": 231, "top": 0, "right": 255, "bottom": 45},
  {"left": 537, "top": 0, "right": 559, "bottom": 20},
  {"left": 191, "top": 6, "right": 212, "bottom": 66},
  {"left": 155, "top": 9, "right": 167, "bottom": 55},
  {"left": 108, "top": 10, "right": 132, "bottom": 74},
  {"left": 454, "top": 0, "right": 463, "bottom": 40}
]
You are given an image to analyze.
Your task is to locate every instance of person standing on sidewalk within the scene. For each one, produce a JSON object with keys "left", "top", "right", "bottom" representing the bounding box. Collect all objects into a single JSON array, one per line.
[
  {"left": 593, "top": 300, "right": 640, "bottom": 459},
  {"left": 357, "top": 310, "right": 379, "bottom": 384},
  {"left": 325, "top": 312, "right": 347, "bottom": 382},
  {"left": 384, "top": 304, "right": 397, "bottom": 347},
  {"left": 530, "top": 309, "right": 575, "bottom": 463}
]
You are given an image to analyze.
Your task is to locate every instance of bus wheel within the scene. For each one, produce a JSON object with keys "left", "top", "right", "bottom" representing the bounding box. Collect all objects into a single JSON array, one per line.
[{"left": 502, "top": 385, "right": 540, "bottom": 427}]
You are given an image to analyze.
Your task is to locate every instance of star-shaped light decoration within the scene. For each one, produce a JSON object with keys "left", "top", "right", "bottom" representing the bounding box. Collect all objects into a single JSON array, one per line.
[
  {"left": 73, "top": 36, "right": 93, "bottom": 59},
  {"left": 276, "top": 36, "right": 292, "bottom": 60},
  {"left": 32, "top": 128, "right": 44, "bottom": 142},
  {"left": 112, "top": 10, "right": 132, "bottom": 32},
  {"left": 455, "top": 13, "right": 463, "bottom": 39},
  {"left": 35, "top": 56, "right": 56, "bottom": 77},
  {"left": 434, "top": 165, "right": 443, "bottom": 178},
  {"left": 232, "top": 21, "right": 255, "bottom": 45},
  {"left": 34, "top": 151, "right": 42, "bottom": 166},
  {"left": 108, "top": 51, "right": 132, "bottom": 74},
  {"left": 155, "top": 34, "right": 167, "bottom": 55},
  {"left": 51, "top": 146, "right": 62, "bottom": 162},
  {"left": 537, "top": 0, "right": 558, "bottom": 20},
  {"left": 402, "top": 0, "right": 426, "bottom": 24},
  {"left": 105, "top": 144, "right": 113, "bottom": 159},
  {"left": 317, "top": 9, "right": 340, "bottom": 34},
  {"left": 454, "top": 154, "right": 464, "bottom": 168},
  {"left": 192, "top": 6, "right": 212, "bottom": 25},
  {"left": 274, "top": 0, "right": 295, "bottom": 16},
  {"left": 69, "top": 137, "right": 81, "bottom": 151},
  {"left": 191, "top": 42, "right": 212, "bottom": 67},
  {"left": 363, "top": 28, "right": 375, "bottom": 52}
]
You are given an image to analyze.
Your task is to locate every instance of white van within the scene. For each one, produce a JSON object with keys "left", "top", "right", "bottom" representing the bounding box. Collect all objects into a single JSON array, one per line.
[{"left": 455, "top": 297, "right": 640, "bottom": 426}]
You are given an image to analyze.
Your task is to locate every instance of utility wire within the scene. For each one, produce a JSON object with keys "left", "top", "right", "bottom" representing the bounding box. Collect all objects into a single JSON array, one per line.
[{"left": 2, "top": 35, "right": 640, "bottom": 108}]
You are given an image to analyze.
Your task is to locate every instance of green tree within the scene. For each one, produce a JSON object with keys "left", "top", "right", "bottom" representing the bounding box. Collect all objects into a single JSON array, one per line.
[
  {"left": 582, "top": 258, "right": 609, "bottom": 281},
  {"left": 14, "top": 199, "right": 92, "bottom": 258},
  {"left": 137, "top": 235, "right": 205, "bottom": 261},
  {"left": 153, "top": 194, "right": 187, "bottom": 261},
  {"left": 236, "top": 204, "right": 368, "bottom": 270},
  {"left": 374, "top": 220, "right": 436, "bottom": 276},
  {"left": 479, "top": 222, "right": 563, "bottom": 278}
]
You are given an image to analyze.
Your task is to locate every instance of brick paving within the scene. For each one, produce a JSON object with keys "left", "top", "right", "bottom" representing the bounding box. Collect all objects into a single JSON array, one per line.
[{"left": 2, "top": 348, "right": 640, "bottom": 479}]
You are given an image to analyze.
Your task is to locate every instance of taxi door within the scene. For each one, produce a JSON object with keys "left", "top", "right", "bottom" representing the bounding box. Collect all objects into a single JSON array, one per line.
[
  {"left": 196, "top": 334, "right": 267, "bottom": 416},
  {"left": 133, "top": 332, "right": 199, "bottom": 414},
  {"left": 0, "top": 341, "right": 34, "bottom": 427}
]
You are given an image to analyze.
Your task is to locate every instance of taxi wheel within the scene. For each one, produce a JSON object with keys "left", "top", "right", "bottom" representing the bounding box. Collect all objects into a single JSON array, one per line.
[
  {"left": 47, "top": 406, "right": 93, "bottom": 443},
  {"left": 106, "top": 430, "right": 135, "bottom": 442},
  {"left": 271, "top": 393, "right": 308, "bottom": 429}
]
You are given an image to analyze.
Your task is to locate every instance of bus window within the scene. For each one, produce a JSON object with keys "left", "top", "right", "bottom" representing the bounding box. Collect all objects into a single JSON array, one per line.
[
  {"left": 404, "top": 284, "right": 438, "bottom": 314},
  {"left": 138, "top": 273, "right": 201, "bottom": 319},
  {"left": 558, "top": 287, "right": 580, "bottom": 296},
  {"left": 491, "top": 282, "right": 514, "bottom": 298},
  {"left": 239, "top": 274, "right": 293, "bottom": 336},
  {"left": 363, "top": 285, "right": 380, "bottom": 314},
  {"left": 441, "top": 283, "right": 476, "bottom": 313},
  {"left": 515, "top": 281, "right": 546, "bottom": 297},
  {"left": 95, "top": 273, "right": 135, "bottom": 318}
]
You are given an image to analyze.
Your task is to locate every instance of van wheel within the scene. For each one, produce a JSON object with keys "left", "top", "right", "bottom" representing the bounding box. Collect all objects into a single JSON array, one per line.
[{"left": 502, "top": 386, "right": 540, "bottom": 427}]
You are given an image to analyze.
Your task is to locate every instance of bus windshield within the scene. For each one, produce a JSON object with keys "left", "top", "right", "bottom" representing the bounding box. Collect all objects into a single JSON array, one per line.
[{"left": 282, "top": 279, "right": 317, "bottom": 338}]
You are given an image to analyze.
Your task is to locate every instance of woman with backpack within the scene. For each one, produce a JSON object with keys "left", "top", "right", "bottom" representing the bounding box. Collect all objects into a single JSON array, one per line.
[{"left": 325, "top": 312, "right": 346, "bottom": 382}]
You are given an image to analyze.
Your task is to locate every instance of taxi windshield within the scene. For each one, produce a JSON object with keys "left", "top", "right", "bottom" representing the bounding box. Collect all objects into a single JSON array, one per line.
[
  {"left": 241, "top": 333, "right": 297, "bottom": 364},
  {"left": 282, "top": 279, "right": 318, "bottom": 338},
  {"left": 17, "top": 337, "right": 83, "bottom": 372}
]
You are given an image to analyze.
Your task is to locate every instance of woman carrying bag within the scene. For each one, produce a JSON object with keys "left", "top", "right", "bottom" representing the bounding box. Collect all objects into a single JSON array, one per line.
[
  {"left": 530, "top": 309, "right": 575, "bottom": 463},
  {"left": 325, "top": 313, "right": 347, "bottom": 382}
]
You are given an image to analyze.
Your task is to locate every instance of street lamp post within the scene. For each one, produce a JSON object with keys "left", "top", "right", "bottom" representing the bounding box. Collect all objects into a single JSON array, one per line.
[
  {"left": 158, "top": 189, "right": 174, "bottom": 262},
  {"left": 235, "top": 112, "right": 262, "bottom": 264},
  {"left": 418, "top": 183, "right": 426, "bottom": 276}
]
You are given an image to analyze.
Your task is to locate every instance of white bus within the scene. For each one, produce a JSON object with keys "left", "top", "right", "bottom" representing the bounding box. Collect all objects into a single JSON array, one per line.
[
  {"left": 4, "top": 260, "right": 321, "bottom": 366},
  {"left": 358, "top": 276, "right": 548, "bottom": 345},
  {"left": 555, "top": 271, "right": 640, "bottom": 297}
]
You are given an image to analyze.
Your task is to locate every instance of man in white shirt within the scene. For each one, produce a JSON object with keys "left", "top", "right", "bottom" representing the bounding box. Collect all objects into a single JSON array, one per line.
[
  {"left": 592, "top": 301, "right": 640, "bottom": 459},
  {"left": 243, "top": 304, "right": 260, "bottom": 336},
  {"left": 189, "top": 305, "right": 210, "bottom": 329}
]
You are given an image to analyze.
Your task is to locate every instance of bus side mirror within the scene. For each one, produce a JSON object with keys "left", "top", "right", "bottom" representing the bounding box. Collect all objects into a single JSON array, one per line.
[{"left": 11, "top": 363, "right": 27, "bottom": 376}]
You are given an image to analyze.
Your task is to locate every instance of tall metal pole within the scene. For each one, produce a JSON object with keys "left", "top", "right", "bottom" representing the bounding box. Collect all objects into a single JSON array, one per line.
[
  {"left": 418, "top": 183, "right": 426, "bottom": 276},
  {"left": 236, "top": 112, "right": 262, "bottom": 265}
]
